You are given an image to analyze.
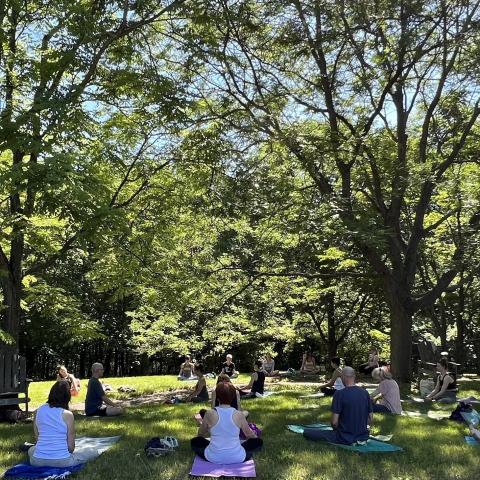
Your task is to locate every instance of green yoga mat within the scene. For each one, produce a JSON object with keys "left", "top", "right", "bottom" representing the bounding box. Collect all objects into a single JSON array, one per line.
[{"left": 287, "top": 423, "right": 402, "bottom": 453}]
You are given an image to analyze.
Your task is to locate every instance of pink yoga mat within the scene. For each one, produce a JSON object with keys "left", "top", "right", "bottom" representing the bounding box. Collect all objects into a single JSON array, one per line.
[{"left": 190, "top": 456, "right": 256, "bottom": 477}]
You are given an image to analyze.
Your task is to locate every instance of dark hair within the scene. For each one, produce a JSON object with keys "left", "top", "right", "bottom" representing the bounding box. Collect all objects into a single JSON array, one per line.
[
  {"left": 217, "top": 373, "right": 231, "bottom": 384},
  {"left": 194, "top": 363, "right": 204, "bottom": 374},
  {"left": 438, "top": 358, "right": 448, "bottom": 370},
  {"left": 255, "top": 360, "right": 263, "bottom": 369},
  {"left": 216, "top": 382, "right": 236, "bottom": 404},
  {"left": 331, "top": 357, "right": 341, "bottom": 367},
  {"left": 48, "top": 380, "right": 71, "bottom": 409}
]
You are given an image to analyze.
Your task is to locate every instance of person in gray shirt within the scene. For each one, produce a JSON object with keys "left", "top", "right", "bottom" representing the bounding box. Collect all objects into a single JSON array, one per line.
[{"left": 85, "top": 363, "right": 123, "bottom": 417}]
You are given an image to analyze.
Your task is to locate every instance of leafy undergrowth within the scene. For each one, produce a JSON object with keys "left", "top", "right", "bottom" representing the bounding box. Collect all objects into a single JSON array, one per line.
[{"left": 1, "top": 376, "right": 478, "bottom": 480}]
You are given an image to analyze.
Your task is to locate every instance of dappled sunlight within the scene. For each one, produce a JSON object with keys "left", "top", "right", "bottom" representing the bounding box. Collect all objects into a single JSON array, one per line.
[{"left": 2, "top": 376, "right": 479, "bottom": 479}]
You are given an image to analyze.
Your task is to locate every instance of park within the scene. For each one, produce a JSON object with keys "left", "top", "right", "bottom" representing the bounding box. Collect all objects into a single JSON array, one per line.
[{"left": 1, "top": 0, "right": 480, "bottom": 479}]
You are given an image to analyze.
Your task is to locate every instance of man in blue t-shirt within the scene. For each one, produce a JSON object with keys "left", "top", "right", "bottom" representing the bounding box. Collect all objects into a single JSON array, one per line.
[
  {"left": 303, "top": 366, "right": 373, "bottom": 444},
  {"left": 85, "top": 363, "right": 123, "bottom": 417}
]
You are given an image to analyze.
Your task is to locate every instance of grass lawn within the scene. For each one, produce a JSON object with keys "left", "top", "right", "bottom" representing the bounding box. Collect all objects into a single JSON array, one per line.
[{"left": 1, "top": 375, "right": 479, "bottom": 480}]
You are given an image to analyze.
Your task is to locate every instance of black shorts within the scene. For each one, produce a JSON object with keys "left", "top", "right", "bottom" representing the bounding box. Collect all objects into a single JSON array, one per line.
[{"left": 86, "top": 407, "right": 107, "bottom": 417}]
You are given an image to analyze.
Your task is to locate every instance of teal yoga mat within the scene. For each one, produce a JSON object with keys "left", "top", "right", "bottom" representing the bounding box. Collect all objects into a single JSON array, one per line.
[
  {"left": 465, "top": 435, "right": 480, "bottom": 445},
  {"left": 461, "top": 409, "right": 480, "bottom": 425},
  {"left": 287, "top": 423, "right": 402, "bottom": 453}
]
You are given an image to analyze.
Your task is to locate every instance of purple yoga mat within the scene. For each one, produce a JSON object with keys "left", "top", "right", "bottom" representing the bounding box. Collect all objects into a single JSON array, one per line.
[{"left": 190, "top": 456, "right": 256, "bottom": 477}]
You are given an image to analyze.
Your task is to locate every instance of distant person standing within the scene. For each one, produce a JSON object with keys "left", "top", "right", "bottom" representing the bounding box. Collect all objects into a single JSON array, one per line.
[
  {"left": 85, "top": 363, "right": 123, "bottom": 417},
  {"left": 303, "top": 367, "right": 373, "bottom": 444},
  {"left": 220, "top": 354, "right": 239, "bottom": 378}
]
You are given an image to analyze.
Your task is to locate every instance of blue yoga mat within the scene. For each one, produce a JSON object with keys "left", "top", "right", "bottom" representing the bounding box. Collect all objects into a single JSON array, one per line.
[
  {"left": 3, "top": 463, "right": 84, "bottom": 479},
  {"left": 287, "top": 423, "right": 403, "bottom": 453},
  {"left": 465, "top": 435, "right": 480, "bottom": 445},
  {"left": 460, "top": 409, "right": 480, "bottom": 425}
]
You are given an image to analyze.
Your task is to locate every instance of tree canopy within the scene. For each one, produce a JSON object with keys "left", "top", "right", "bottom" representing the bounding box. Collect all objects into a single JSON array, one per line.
[{"left": 1, "top": 0, "right": 480, "bottom": 381}]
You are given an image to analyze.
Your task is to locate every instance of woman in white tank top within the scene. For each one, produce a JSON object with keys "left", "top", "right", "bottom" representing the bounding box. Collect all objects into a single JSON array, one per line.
[
  {"left": 191, "top": 382, "right": 263, "bottom": 463},
  {"left": 29, "top": 380, "right": 78, "bottom": 467}
]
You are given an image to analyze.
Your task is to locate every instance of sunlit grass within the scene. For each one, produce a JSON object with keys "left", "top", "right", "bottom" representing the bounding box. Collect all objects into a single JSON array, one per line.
[{"left": 1, "top": 376, "right": 478, "bottom": 479}]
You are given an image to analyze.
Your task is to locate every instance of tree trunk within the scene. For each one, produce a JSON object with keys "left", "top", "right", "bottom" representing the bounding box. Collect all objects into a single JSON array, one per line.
[
  {"left": 455, "top": 281, "right": 466, "bottom": 366},
  {"left": 388, "top": 290, "right": 413, "bottom": 382},
  {"left": 1, "top": 277, "right": 22, "bottom": 348},
  {"left": 325, "top": 294, "right": 337, "bottom": 358}
]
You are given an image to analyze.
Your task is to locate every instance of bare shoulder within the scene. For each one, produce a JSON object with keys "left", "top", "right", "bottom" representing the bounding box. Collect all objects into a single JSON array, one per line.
[{"left": 63, "top": 410, "right": 74, "bottom": 420}]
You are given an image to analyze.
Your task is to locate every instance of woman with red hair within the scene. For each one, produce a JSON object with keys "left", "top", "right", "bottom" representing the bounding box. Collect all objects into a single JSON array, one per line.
[{"left": 191, "top": 382, "right": 262, "bottom": 464}]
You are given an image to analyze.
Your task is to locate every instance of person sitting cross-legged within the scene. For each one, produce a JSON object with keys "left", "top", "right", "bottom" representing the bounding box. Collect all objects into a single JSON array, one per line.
[
  {"left": 220, "top": 354, "right": 239, "bottom": 378},
  {"left": 303, "top": 367, "right": 373, "bottom": 445},
  {"left": 85, "top": 363, "right": 123, "bottom": 417},
  {"left": 178, "top": 355, "right": 196, "bottom": 380},
  {"left": 358, "top": 348, "right": 379, "bottom": 375},
  {"left": 318, "top": 357, "right": 344, "bottom": 396},
  {"left": 300, "top": 352, "right": 320, "bottom": 375},
  {"left": 238, "top": 361, "right": 265, "bottom": 398},
  {"left": 56, "top": 365, "right": 81, "bottom": 397},
  {"left": 424, "top": 358, "right": 457, "bottom": 403},
  {"left": 185, "top": 364, "right": 209, "bottom": 403},
  {"left": 263, "top": 354, "right": 279, "bottom": 377},
  {"left": 370, "top": 367, "right": 402, "bottom": 414},
  {"left": 29, "top": 381, "right": 98, "bottom": 467},
  {"left": 191, "top": 382, "right": 263, "bottom": 464}
]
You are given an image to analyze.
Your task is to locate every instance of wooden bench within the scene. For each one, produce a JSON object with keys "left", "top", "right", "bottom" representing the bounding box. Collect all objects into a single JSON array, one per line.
[{"left": 0, "top": 345, "right": 30, "bottom": 412}]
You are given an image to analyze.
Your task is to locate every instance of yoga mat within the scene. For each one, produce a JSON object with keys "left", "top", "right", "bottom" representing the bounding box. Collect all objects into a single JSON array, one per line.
[
  {"left": 190, "top": 456, "right": 256, "bottom": 477},
  {"left": 460, "top": 409, "right": 480, "bottom": 425},
  {"left": 287, "top": 423, "right": 392, "bottom": 442},
  {"left": 3, "top": 463, "right": 84, "bottom": 479},
  {"left": 402, "top": 410, "right": 450, "bottom": 420},
  {"left": 465, "top": 436, "right": 480, "bottom": 445},
  {"left": 255, "top": 391, "right": 275, "bottom": 398},
  {"left": 75, "top": 436, "right": 121, "bottom": 456},
  {"left": 299, "top": 393, "right": 325, "bottom": 399}
]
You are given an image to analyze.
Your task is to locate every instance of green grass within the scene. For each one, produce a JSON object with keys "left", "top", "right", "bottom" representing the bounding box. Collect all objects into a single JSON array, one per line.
[{"left": 1, "top": 376, "right": 479, "bottom": 480}]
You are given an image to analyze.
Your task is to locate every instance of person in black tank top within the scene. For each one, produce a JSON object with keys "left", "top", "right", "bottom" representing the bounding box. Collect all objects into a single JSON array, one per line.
[
  {"left": 239, "top": 361, "right": 266, "bottom": 398},
  {"left": 425, "top": 358, "right": 457, "bottom": 403}
]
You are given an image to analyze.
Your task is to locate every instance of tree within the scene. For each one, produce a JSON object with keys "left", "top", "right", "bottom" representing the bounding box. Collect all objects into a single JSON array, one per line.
[
  {"left": 183, "top": 0, "right": 480, "bottom": 380},
  {"left": 0, "top": 0, "right": 187, "bottom": 349}
]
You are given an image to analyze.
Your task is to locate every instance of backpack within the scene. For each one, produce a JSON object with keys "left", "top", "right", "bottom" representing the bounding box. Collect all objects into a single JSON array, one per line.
[{"left": 449, "top": 402, "right": 473, "bottom": 423}]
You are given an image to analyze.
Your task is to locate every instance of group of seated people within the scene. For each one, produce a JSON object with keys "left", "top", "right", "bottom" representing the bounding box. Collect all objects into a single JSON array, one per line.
[
  {"left": 26, "top": 351, "right": 468, "bottom": 469},
  {"left": 27, "top": 362, "right": 123, "bottom": 468}
]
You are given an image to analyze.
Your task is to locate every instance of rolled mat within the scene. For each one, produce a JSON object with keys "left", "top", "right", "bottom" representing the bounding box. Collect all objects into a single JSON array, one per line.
[
  {"left": 190, "top": 456, "right": 256, "bottom": 477},
  {"left": 286, "top": 423, "right": 401, "bottom": 453}
]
